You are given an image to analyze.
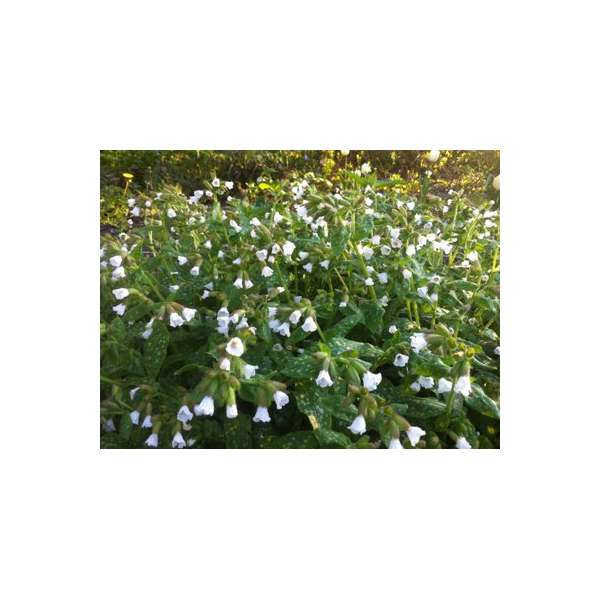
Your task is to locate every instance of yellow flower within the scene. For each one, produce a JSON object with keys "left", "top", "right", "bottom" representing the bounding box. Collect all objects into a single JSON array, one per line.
[{"left": 122, "top": 172, "right": 134, "bottom": 180}]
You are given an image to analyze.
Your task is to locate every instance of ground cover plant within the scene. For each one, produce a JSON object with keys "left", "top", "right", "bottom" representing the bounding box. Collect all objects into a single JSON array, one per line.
[{"left": 100, "top": 150, "right": 500, "bottom": 449}]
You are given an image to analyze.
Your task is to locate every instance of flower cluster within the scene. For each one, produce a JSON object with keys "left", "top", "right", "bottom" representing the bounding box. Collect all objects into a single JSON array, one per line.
[{"left": 101, "top": 153, "right": 500, "bottom": 449}]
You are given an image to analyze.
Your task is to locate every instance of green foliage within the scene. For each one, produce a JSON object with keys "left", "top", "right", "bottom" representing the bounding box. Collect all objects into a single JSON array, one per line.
[{"left": 100, "top": 150, "right": 500, "bottom": 449}]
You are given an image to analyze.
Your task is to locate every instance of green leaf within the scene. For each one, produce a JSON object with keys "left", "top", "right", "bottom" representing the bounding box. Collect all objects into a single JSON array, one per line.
[
  {"left": 324, "top": 312, "right": 363, "bottom": 339},
  {"left": 329, "top": 337, "right": 383, "bottom": 360},
  {"left": 280, "top": 354, "right": 318, "bottom": 380},
  {"left": 403, "top": 397, "right": 447, "bottom": 420},
  {"left": 119, "top": 414, "right": 132, "bottom": 441},
  {"left": 294, "top": 384, "right": 333, "bottom": 429},
  {"left": 331, "top": 227, "right": 350, "bottom": 257},
  {"left": 224, "top": 412, "right": 253, "bottom": 448},
  {"left": 314, "top": 429, "right": 351, "bottom": 448},
  {"left": 362, "top": 301, "right": 384, "bottom": 335},
  {"left": 465, "top": 384, "right": 500, "bottom": 419},
  {"left": 144, "top": 320, "right": 170, "bottom": 379},
  {"left": 270, "top": 431, "right": 318, "bottom": 449}
]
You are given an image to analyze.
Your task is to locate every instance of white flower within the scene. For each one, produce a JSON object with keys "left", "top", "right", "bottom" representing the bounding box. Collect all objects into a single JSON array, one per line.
[
  {"left": 410, "top": 333, "right": 428, "bottom": 353},
  {"left": 406, "top": 201, "right": 415, "bottom": 211},
  {"left": 316, "top": 369, "right": 334, "bottom": 388},
  {"left": 177, "top": 256, "right": 188, "bottom": 265},
  {"left": 277, "top": 322, "right": 291, "bottom": 337},
  {"left": 169, "top": 285, "right": 179, "bottom": 292},
  {"left": 194, "top": 395, "right": 215, "bottom": 416},
  {"left": 205, "top": 240, "right": 213, "bottom": 249},
  {"left": 233, "top": 277, "right": 243, "bottom": 289},
  {"left": 225, "top": 181, "right": 234, "bottom": 190},
  {"left": 456, "top": 436, "right": 472, "bottom": 449},
  {"left": 493, "top": 174, "right": 500, "bottom": 191},
  {"left": 261, "top": 266, "right": 273, "bottom": 277},
  {"left": 144, "top": 433, "right": 158, "bottom": 448},
  {"left": 111, "top": 266, "right": 126, "bottom": 280},
  {"left": 170, "top": 313, "right": 184, "bottom": 328},
  {"left": 427, "top": 150, "right": 440, "bottom": 162},
  {"left": 289, "top": 310, "right": 302, "bottom": 324},
  {"left": 177, "top": 405, "right": 194, "bottom": 424},
  {"left": 250, "top": 217, "right": 261, "bottom": 227},
  {"left": 182, "top": 308, "right": 196, "bottom": 322},
  {"left": 141, "top": 415, "right": 152, "bottom": 428},
  {"left": 402, "top": 269, "right": 412, "bottom": 280},
  {"left": 406, "top": 426, "right": 426, "bottom": 447},
  {"left": 226, "top": 403, "right": 238, "bottom": 419},
  {"left": 229, "top": 219, "right": 242, "bottom": 233},
  {"left": 130, "top": 387, "right": 140, "bottom": 400},
  {"left": 362, "top": 371, "right": 382, "bottom": 391},
  {"left": 365, "top": 277, "right": 374, "bottom": 286},
  {"left": 273, "top": 211, "right": 284, "bottom": 224},
  {"left": 380, "top": 245, "right": 391, "bottom": 256},
  {"left": 378, "top": 272, "right": 388, "bottom": 284},
  {"left": 360, "top": 162, "right": 371, "bottom": 174},
  {"left": 250, "top": 406, "right": 270, "bottom": 424},
  {"left": 455, "top": 375, "right": 472, "bottom": 397},
  {"left": 320, "top": 260, "right": 330, "bottom": 269},
  {"left": 103, "top": 418, "right": 116, "bottom": 432},
  {"left": 437, "top": 378, "right": 453, "bottom": 394},
  {"left": 212, "top": 177, "right": 221, "bottom": 187},
  {"left": 244, "top": 279, "right": 253, "bottom": 289},
  {"left": 109, "top": 255, "right": 123, "bottom": 267},
  {"left": 410, "top": 381, "right": 421, "bottom": 392},
  {"left": 219, "top": 357, "right": 231, "bottom": 371},
  {"left": 273, "top": 390, "right": 290, "bottom": 409},
  {"left": 301, "top": 316, "right": 318, "bottom": 333},
  {"left": 267, "top": 306, "right": 278, "bottom": 318},
  {"left": 494, "top": 346, "right": 500, "bottom": 356},
  {"left": 388, "top": 325, "right": 398, "bottom": 334},
  {"left": 167, "top": 208, "right": 176, "bottom": 218},
  {"left": 388, "top": 437, "right": 403, "bottom": 449},
  {"left": 303, "top": 262, "right": 313, "bottom": 273},
  {"left": 430, "top": 293, "right": 438, "bottom": 303},
  {"left": 243, "top": 364, "right": 258, "bottom": 378},
  {"left": 129, "top": 410, "right": 140, "bottom": 425},
  {"left": 467, "top": 251, "right": 479, "bottom": 262},
  {"left": 393, "top": 353, "right": 409, "bottom": 368},
  {"left": 406, "top": 244, "right": 416, "bottom": 257},
  {"left": 417, "top": 286, "right": 429, "bottom": 299},
  {"left": 226, "top": 337, "right": 245, "bottom": 357},
  {"left": 282, "top": 241, "right": 296, "bottom": 256},
  {"left": 256, "top": 249, "right": 268, "bottom": 261},
  {"left": 172, "top": 432, "right": 186, "bottom": 448},
  {"left": 358, "top": 244, "right": 374, "bottom": 260},
  {"left": 348, "top": 415, "right": 367, "bottom": 435},
  {"left": 190, "top": 266, "right": 200, "bottom": 276},
  {"left": 112, "top": 288, "right": 129, "bottom": 300},
  {"left": 112, "top": 303, "right": 126, "bottom": 316}
]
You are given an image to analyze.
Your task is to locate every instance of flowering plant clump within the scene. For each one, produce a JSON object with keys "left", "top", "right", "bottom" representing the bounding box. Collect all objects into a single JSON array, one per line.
[{"left": 100, "top": 152, "right": 500, "bottom": 449}]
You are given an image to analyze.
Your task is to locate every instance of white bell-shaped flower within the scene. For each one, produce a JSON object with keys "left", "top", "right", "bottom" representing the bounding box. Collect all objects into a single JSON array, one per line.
[
  {"left": 225, "top": 337, "right": 245, "bottom": 357},
  {"left": 253, "top": 406, "right": 271, "bottom": 423},
  {"left": 273, "top": 390, "right": 290, "bottom": 409},
  {"left": 437, "top": 378, "right": 453, "bottom": 394},
  {"left": 406, "top": 426, "right": 426, "bottom": 447},
  {"left": 455, "top": 375, "right": 472, "bottom": 397},
  {"left": 301, "top": 316, "right": 318, "bottom": 332},
  {"left": 172, "top": 432, "right": 186, "bottom": 448},
  {"left": 112, "top": 288, "right": 129, "bottom": 300},
  {"left": 177, "top": 405, "right": 194, "bottom": 424},
  {"left": 410, "top": 333, "right": 428, "bottom": 353},
  {"left": 169, "top": 313, "right": 184, "bottom": 328},
  {"left": 348, "top": 415, "right": 367, "bottom": 435},
  {"left": 315, "top": 369, "right": 334, "bottom": 388},
  {"left": 226, "top": 403, "right": 238, "bottom": 419},
  {"left": 362, "top": 371, "right": 382, "bottom": 391},
  {"left": 388, "top": 437, "right": 403, "bottom": 449},
  {"left": 456, "top": 436, "right": 472, "bottom": 449},
  {"left": 144, "top": 433, "right": 158, "bottom": 447},
  {"left": 393, "top": 353, "right": 409, "bottom": 367},
  {"left": 194, "top": 395, "right": 215, "bottom": 417}
]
